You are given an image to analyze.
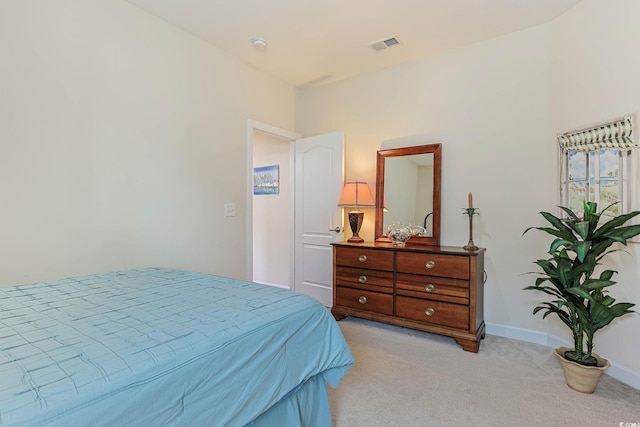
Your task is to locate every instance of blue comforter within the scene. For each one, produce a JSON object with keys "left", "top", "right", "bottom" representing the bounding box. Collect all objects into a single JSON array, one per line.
[{"left": 0, "top": 268, "right": 354, "bottom": 426}]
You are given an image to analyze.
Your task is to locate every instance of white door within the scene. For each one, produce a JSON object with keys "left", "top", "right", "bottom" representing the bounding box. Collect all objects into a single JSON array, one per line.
[{"left": 294, "top": 132, "right": 344, "bottom": 306}]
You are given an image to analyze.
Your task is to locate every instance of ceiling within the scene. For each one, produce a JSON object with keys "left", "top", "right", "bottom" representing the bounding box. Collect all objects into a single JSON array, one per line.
[{"left": 127, "top": 0, "right": 581, "bottom": 88}]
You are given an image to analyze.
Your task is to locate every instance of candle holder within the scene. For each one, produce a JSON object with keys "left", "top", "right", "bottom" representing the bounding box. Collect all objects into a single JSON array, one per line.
[{"left": 462, "top": 208, "right": 479, "bottom": 251}]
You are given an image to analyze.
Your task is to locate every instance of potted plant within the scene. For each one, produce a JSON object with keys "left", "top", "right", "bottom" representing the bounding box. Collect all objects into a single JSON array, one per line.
[{"left": 523, "top": 200, "right": 640, "bottom": 393}]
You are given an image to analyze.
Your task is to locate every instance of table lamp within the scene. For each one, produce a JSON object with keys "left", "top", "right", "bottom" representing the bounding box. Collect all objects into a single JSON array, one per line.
[{"left": 338, "top": 180, "right": 375, "bottom": 243}]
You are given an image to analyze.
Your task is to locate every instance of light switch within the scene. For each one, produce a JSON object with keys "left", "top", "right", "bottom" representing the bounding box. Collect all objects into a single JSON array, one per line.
[{"left": 224, "top": 203, "right": 236, "bottom": 217}]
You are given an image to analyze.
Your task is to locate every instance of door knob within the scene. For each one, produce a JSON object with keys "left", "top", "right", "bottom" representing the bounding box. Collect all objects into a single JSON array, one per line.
[{"left": 328, "top": 227, "right": 342, "bottom": 233}]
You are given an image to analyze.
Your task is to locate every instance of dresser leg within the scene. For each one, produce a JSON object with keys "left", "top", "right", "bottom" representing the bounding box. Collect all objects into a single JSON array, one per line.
[
  {"left": 331, "top": 307, "right": 347, "bottom": 321},
  {"left": 455, "top": 338, "right": 480, "bottom": 353}
]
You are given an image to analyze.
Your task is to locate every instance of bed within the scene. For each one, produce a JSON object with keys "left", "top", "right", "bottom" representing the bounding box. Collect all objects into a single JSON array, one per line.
[{"left": 0, "top": 268, "right": 354, "bottom": 426}]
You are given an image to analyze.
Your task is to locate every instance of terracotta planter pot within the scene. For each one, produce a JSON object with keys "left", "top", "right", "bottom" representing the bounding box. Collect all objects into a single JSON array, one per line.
[{"left": 554, "top": 347, "right": 610, "bottom": 393}]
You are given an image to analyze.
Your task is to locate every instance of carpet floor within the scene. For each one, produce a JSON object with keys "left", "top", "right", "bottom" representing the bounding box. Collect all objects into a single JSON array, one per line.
[{"left": 329, "top": 317, "right": 640, "bottom": 427}]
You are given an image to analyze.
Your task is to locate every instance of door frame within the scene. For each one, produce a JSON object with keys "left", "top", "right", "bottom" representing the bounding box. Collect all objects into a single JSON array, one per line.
[{"left": 246, "top": 119, "right": 300, "bottom": 285}]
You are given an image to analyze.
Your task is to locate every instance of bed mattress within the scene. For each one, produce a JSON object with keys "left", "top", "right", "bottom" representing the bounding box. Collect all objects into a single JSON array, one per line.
[{"left": 0, "top": 268, "right": 353, "bottom": 426}]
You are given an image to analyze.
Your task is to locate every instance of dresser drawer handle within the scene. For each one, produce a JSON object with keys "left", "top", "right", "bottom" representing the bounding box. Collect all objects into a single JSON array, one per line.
[
  {"left": 425, "top": 260, "right": 436, "bottom": 269},
  {"left": 358, "top": 275, "right": 367, "bottom": 284},
  {"left": 425, "top": 308, "right": 435, "bottom": 316},
  {"left": 358, "top": 255, "right": 368, "bottom": 263},
  {"left": 424, "top": 284, "right": 435, "bottom": 293},
  {"left": 358, "top": 296, "right": 368, "bottom": 304}
]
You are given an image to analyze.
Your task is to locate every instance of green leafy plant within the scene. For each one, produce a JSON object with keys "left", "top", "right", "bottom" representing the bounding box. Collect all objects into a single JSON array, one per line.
[{"left": 523, "top": 200, "right": 640, "bottom": 366}]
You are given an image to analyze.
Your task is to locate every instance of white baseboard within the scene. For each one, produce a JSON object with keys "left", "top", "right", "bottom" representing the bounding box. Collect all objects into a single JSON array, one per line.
[
  {"left": 486, "top": 322, "right": 640, "bottom": 391},
  {"left": 252, "top": 280, "right": 289, "bottom": 289},
  {"left": 485, "top": 322, "right": 549, "bottom": 346},
  {"left": 603, "top": 360, "right": 640, "bottom": 391}
]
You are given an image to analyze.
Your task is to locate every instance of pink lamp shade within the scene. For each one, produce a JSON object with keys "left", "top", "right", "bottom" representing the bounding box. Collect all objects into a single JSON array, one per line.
[
  {"left": 338, "top": 181, "right": 375, "bottom": 208},
  {"left": 338, "top": 181, "right": 375, "bottom": 243}
]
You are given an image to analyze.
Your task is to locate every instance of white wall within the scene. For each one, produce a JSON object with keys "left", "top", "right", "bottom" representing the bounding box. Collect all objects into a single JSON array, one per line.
[
  {"left": 252, "top": 131, "right": 291, "bottom": 287},
  {"left": 0, "top": 0, "right": 295, "bottom": 286},
  {"left": 297, "top": 0, "right": 640, "bottom": 387},
  {"left": 297, "top": 22, "right": 555, "bottom": 332},
  {"left": 550, "top": 0, "right": 640, "bottom": 377}
]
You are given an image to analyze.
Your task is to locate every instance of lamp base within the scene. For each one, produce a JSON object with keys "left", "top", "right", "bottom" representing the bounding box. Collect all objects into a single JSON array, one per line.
[{"left": 347, "top": 211, "right": 365, "bottom": 243}]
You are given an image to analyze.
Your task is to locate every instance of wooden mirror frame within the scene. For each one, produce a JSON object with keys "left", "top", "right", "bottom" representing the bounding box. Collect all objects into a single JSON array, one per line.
[{"left": 374, "top": 143, "right": 442, "bottom": 246}]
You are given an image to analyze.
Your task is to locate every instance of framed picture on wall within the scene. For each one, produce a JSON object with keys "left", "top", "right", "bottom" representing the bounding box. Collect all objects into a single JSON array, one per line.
[{"left": 253, "top": 165, "right": 279, "bottom": 195}]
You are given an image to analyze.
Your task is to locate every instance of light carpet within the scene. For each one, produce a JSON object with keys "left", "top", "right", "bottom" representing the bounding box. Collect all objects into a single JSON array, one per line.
[{"left": 329, "top": 317, "right": 640, "bottom": 427}]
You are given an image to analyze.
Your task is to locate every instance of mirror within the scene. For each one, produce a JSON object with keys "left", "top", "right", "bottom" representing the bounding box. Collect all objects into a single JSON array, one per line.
[{"left": 375, "top": 143, "right": 441, "bottom": 246}]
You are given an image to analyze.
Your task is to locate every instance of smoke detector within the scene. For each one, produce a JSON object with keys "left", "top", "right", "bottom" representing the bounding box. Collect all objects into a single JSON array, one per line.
[
  {"left": 250, "top": 38, "right": 268, "bottom": 52},
  {"left": 369, "top": 36, "right": 401, "bottom": 52}
]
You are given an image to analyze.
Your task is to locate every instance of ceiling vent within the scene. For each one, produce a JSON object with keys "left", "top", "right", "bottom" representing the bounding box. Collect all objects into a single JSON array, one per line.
[{"left": 369, "top": 36, "right": 401, "bottom": 52}]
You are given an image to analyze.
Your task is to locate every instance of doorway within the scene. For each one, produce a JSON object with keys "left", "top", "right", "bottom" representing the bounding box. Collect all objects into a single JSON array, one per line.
[
  {"left": 247, "top": 120, "right": 345, "bottom": 306},
  {"left": 246, "top": 120, "right": 298, "bottom": 288}
]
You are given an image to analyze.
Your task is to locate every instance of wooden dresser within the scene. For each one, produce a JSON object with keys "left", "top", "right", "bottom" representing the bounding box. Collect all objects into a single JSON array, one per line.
[{"left": 332, "top": 241, "right": 486, "bottom": 352}]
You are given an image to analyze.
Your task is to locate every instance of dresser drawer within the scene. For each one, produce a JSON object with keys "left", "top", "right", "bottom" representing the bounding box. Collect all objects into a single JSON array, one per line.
[
  {"left": 395, "top": 296, "right": 469, "bottom": 329},
  {"left": 396, "top": 273, "right": 469, "bottom": 304},
  {"left": 335, "top": 246, "right": 394, "bottom": 270},
  {"left": 335, "top": 266, "right": 393, "bottom": 293},
  {"left": 396, "top": 252, "right": 469, "bottom": 280},
  {"left": 335, "top": 286, "right": 393, "bottom": 315}
]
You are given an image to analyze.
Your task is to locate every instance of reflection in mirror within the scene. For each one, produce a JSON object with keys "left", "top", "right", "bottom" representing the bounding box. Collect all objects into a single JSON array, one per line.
[
  {"left": 383, "top": 153, "right": 434, "bottom": 236},
  {"left": 375, "top": 144, "right": 441, "bottom": 246}
]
